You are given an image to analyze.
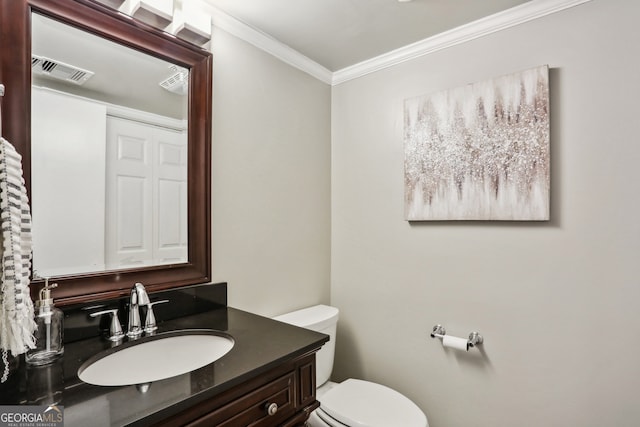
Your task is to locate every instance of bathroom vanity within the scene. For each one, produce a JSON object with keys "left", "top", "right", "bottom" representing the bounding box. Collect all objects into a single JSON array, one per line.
[
  {"left": 0, "top": 3, "right": 328, "bottom": 425},
  {"left": 156, "top": 350, "right": 318, "bottom": 426},
  {"left": 0, "top": 283, "right": 329, "bottom": 426}
]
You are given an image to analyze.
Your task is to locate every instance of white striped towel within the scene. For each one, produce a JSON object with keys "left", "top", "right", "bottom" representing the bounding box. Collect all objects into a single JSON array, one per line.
[{"left": 0, "top": 137, "right": 35, "bottom": 382}]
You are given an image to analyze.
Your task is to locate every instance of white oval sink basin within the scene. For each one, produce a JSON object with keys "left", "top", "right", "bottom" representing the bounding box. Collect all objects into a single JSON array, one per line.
[{"left": 78, "top": 330, "right": 234, "bottom": 386}]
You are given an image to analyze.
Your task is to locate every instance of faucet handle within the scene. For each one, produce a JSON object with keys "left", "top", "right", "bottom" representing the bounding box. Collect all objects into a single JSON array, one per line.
[
  {"left": 144, "top": 300, "right": 169, "bottom": 333},
  {"left": 90, "top": 308, "right": 124, "bottom": 342}
]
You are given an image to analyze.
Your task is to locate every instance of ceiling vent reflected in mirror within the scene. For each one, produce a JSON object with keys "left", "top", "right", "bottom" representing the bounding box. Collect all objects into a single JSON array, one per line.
[
  {"left": 32, "top": 55, "right": 95, "bottom": 86},
  {"left": 159, "top": 65, "right": 188, "bottom": 95}
]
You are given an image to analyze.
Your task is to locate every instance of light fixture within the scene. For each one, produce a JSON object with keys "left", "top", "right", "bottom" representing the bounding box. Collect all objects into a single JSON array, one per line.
[{"left": 105, "top": 0, "right": 211, "bottom": 46}]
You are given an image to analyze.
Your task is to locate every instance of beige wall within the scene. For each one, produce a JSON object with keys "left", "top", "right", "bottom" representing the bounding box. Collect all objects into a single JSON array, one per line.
[
  {"left": 209, "top": 0, "right": 640, "bottom": 424},
  {"left": 210, "top": 28, "right": 331, "bottom": 316},
  {"left": 330, "top": 0, "right": 640, "bottom": 426}
]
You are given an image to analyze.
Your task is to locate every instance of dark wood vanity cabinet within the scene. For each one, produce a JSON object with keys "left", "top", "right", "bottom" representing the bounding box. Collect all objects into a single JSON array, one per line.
[{"left": 154, "top": 352, "right": 319, "bottom": 427}]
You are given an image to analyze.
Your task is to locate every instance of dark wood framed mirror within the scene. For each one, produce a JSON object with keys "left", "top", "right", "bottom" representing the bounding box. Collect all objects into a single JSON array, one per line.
[{"left": 0, "top": 0, "right": 212, "bottom": 305}]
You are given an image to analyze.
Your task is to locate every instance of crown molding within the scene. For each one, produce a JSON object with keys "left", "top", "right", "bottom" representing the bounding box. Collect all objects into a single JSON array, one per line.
[
  {"left": 198, "top": 1, "right": 333, "bottom": 84},
  {"left": 332, "top": 0, "right": 592, "bottom": 85},
  {"left": 197, "top": 0, "right": 591, "bottom": 86}
]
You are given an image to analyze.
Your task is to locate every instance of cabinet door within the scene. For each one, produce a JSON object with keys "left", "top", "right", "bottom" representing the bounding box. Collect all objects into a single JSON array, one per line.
[
  {"left": 153, "top": 127, "right": 188, "bottom": 265},
  {"left": 105, "top": 117, "right": 153, "bottom": 269},
  {"left": 105, "top": 116, "right": 187, "bottom": 269}
]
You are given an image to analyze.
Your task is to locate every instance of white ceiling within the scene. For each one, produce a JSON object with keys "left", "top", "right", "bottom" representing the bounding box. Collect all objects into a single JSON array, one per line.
[
  {"left": 31, "top": 0, "right": 583, "bottom": 113},
  {"left": 200, "top": 0, "right": 531, "bottom": 72}
]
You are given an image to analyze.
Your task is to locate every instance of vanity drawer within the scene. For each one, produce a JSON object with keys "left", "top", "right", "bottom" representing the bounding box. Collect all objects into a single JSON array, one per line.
[{"left": 189, "top": 372, "right": 295, "bottom": 426}]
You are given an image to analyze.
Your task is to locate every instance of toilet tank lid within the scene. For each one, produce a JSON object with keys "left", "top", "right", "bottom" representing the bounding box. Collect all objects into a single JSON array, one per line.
[{"left": 273, "top": 305, "right": 339, "bottom": 331}]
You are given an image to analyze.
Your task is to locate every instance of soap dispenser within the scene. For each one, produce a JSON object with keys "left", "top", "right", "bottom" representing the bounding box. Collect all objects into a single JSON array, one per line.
[{"left": 26, "top": 279, "right": 64, "bottom": 365}]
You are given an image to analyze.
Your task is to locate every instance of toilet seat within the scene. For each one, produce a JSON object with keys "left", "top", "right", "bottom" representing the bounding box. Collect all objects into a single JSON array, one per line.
[{"left": 317, "top": 379, "right": 427, "bottom": 427}]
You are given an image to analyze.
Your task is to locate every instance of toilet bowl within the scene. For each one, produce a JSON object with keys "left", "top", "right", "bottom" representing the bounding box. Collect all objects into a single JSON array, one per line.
[{"left": 274, "top": 305, "right": 428, "bottom": 427}]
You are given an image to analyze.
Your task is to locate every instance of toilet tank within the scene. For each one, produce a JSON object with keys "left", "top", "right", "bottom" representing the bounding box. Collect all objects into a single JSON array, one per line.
[{"left": 273, "top": 305, "right": 339, "bottom": 386}]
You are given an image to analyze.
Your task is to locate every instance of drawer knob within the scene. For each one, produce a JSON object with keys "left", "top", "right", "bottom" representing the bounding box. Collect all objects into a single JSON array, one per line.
[{"left": 265, "top": 402, "right": 278, "bottom": 416}]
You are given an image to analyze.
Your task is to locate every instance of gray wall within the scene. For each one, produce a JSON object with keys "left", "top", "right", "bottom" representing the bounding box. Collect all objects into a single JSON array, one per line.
[
  {"left": 210, "top": 28, "right": 332, "bottom": 316},
  {"left": 330, "top": 0, "right": 640, "bottom": 426}
]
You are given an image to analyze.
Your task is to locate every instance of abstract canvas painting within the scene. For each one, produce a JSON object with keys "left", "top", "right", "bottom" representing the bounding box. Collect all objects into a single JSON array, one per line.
[{"left": 404, "top": 65, "right": 550, "bottom": 221}]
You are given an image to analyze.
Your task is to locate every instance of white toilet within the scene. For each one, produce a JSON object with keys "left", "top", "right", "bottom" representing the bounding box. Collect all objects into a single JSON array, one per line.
[{"left": 274, "top": 305, "right": 428, "bottom": 427}]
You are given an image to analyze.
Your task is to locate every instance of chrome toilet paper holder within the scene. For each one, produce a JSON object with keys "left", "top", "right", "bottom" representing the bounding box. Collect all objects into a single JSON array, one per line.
[{"left": 430, "top": 324, "right": 484, "bottom": 348}]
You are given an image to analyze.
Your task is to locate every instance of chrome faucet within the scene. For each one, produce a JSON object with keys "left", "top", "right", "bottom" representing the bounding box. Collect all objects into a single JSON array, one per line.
[{"left": 127, "top": 282, "right": 150, "bottom": 338}]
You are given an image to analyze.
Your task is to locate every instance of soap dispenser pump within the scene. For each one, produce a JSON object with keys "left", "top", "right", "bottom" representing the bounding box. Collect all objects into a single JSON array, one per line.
[{"left": 26, "top": 279, "right": 64, "bottom": 366}]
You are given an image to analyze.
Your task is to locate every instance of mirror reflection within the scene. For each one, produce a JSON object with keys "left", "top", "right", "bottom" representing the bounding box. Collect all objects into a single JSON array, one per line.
[{"left": 31, "top": 13, "right": 189, "bottom": 277}]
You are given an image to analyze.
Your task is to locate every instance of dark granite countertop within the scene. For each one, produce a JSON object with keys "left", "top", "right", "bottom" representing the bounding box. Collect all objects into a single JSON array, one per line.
[{"left": 0, "top": 284, "right": 328, "bottom": 426}]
